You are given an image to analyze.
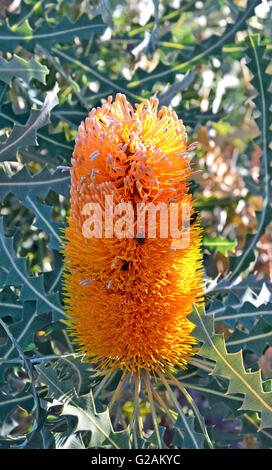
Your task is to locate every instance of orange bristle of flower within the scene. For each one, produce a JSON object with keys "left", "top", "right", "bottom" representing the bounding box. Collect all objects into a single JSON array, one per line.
[{"left": 62, "top": 93, "right": 204, "bottom": 375}]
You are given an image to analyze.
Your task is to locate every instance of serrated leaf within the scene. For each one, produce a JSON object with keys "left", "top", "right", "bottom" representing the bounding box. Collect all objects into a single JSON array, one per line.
[
  {"left": 0, "top": 218, "right": 64, "bottom": 320},
  {"left": 58, "top": 354, "right": 100, "bottom": 396},
  {"left": 0, "top": 301, "right": 50, "bottom": 359},
  {"left": 203, "top": 235, "right": 237, "bottom": 256},
  {"left": 55, "top": 429, "right": 85, "bottom": 449},
  {"left": 5, "top": 0, "right": 45, "bottom": 29},
  {"left": 0, "top": 287, "right": 23, "bottom": 320},
  {"left": 228, "top": 37, "right": 272, "bottom": 280},
  {"left": 209, "top": 275, "right": 272, "bottom": 298},
  {"left": 207, "top": 284, "right": 272, "bottom": 329},
  {"left": 0, "top": 54, "right": 48, "bottom": 85},
  {"left": 0, "top": 83, "right": 59, "bottom": 162},
  {"left": 147, "top": 425, "right": 168, "bottom": 449},
  {"left": 227, "top": 317, "right": 272, "bottom": 356},
  {"left": 36, "top": 364, "right": 130, "bottom": 449},
  {"left": 0, "top": 14, "right": 107, "bottom": 52},
  {"left": 23, "top": 192, "right": 64, "bottom": 250},
  {"left": 172, "top": 415, "right": 205, "bottom": 449},
  {"left": 190, "top": 304, "right": 272, "bottom": 429},
  {"left": 0, "top": 166, "right": 70, "bottom": 200},
  {"left": 0, "top": 105, "right": 73, "bottom": 159}
]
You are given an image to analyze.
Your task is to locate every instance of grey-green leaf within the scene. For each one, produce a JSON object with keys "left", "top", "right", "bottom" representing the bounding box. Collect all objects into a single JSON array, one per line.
[
  {"left": 0, "top": 54, "right": 48, "bottom": 85},
  {"left": 0, "top": 83, "right": 59, "bottom": 162}
]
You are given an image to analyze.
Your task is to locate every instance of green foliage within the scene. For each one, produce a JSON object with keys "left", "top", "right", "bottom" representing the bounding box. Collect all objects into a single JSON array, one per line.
[
  {"left": 36, "top": 363, "right": 130, "bottom": 449},
  {"left": 228, "top": 36, "right": 272, "bottom": 281},
  {"left": 203, "top": 234, "right": 236, "bottom": 256},
  {"left": 190, "top": 305, "right": 272, "bottom": 430},
  {"left": 0, "top": 55, "right": 48, "bottom": 85},
  {"left": 0, "top": 14, "right": 107, "bottom": 51},
  {"left": 0, "top": 84, "right": 59, "bottom": 162},
  {"left": 0, "top": 0, "right": 271, "bottom": 450}
]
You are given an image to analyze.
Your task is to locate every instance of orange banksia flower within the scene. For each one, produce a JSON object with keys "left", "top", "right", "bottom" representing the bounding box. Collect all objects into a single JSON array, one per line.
[{"left": 62, "top": 94, "right": 204, "bottom": 375}]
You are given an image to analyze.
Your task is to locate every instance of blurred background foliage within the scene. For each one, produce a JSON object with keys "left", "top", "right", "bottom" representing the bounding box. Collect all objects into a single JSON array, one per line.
[{"left": 0, "top": 0, "right": 272, "bottom": 450}]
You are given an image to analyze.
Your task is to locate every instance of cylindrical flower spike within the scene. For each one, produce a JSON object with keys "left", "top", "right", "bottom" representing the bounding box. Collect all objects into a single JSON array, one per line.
[{"left": 62, "top": 94, "right": 204, "bottom": 375}]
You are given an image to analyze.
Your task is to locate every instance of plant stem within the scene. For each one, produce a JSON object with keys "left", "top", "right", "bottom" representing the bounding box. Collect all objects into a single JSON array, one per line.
[
  {"left": 150, "top": 383, "right": 185, "bottom": 443},
  {"left": 93, "top": 371, "right": 115, "bottom": 400},
  {"left": 143, "top": 371, "right": 162, "bottom": 449},
  {"left": 165, "top": 370, "right": 214, "bottom": 449},
  {"left": 190, "top": 357, "right": 214, "bottom": 372},
  {"left": 108, "top": 369, "right": 127, "bottom": 410},
  {"left": 157, "top": 369, "right": 200, "bottom": 449},
  {"left": 131, "top": 373, "right": 141, "bottom": 449}
]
